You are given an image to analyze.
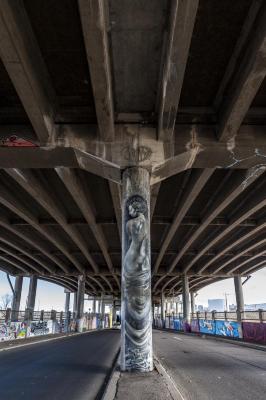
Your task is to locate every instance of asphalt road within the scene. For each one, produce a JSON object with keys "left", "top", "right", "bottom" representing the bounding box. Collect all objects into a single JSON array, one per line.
[
  {"left": 153, "top": 330, "right": 266, "bottom": 400},
  {"left": 0, "top": 330, "right": 120, "bottom": 400}
]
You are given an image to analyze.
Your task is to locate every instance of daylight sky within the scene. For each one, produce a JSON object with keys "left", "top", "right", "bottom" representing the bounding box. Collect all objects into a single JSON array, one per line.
[{"left": 0, "top": 267, "right": 265, "bottom": 311}]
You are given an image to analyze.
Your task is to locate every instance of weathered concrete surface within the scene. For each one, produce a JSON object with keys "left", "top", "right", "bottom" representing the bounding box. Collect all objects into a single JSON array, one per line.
[
  {"left": 115, "top": 370, "right": 173, "bottom": 400},
  {"left": 154, "top": 330, "right": 266, "bottom": 400}
]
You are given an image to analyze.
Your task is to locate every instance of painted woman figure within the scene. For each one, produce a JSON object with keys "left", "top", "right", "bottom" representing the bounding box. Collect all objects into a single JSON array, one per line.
[{"left": 123, "top": 196, "right": 152, "bottom": 370}]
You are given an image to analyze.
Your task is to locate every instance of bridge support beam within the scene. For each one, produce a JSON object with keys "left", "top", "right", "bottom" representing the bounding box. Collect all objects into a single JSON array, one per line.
[
  {"left": 182, "top": 275, "right": 190, "bottom": 323},
  {"left": 64, "top": 290, "right": 70, "bottom": 313},
  {"left": 190, "top": 291, "right": 195, "bottom": 314},
  {"left": 76, "top": 275, "right": 85, "bottom": 319},
  {"left": 25, "top": 276, "right": 37, "bottom": 320},
  {"left": 234, "top": 275, "right": 244, "bottom": 316},
  {"left": 64, "top": 290, "right": 71, "bottom": 331},
  {"left": 101, "top": 293, "right": 105, "bottom": 328},
  {"left": 234, "top": 275, "right": 244, "bottom": 338},
  {"left": 73, "top": 291, "right": 78, "bottom": 317},
  {"left": 161, "top": 292, "right": 165, "bottom": 322},
  {"left": 11, "top": 276, "right": 23, "bottom": 322},
  {"left": 92, "top": 298, "right": 96, "bottom": 314},
  {"left": 121, "top": 167, "right": 153, "bottom": 372},
  {"left": 112, "top": 299, "right": 116, "bottom": 326}
]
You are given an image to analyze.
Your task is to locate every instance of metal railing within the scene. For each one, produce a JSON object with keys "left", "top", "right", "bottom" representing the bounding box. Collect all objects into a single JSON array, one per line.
[
  {"left": 154, "top": 310, "right": 266, "bottom": 344},
  {"left": 165, "top": 310, "right": 266, "bottom": 323}
]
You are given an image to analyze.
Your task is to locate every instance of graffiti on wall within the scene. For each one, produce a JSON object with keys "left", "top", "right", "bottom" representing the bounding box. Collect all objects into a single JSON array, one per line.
[
  {"left": 0, "top": 322, "right": 27, "bottom": 341},
  {"left": 199, "top": 319, "right": 215, "bottom": 334},
  {"left": 191, "top": 319, "right": 200, "bottom": 333},
  {"left": 242, "top": 322, "right": 266, "bottom": 344},
  {"left": 215, "top": 321, "right": 240, "bottom": 338},
  {"left": 29, "top": 321, "right": 49, "bottom": 336},
  {"left": 199, "top": 320, "right": 240, "bottom": 337}
]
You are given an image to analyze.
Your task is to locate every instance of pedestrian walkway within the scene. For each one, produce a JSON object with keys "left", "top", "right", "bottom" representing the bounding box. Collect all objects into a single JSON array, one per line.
[{"left": 115, "top": 370, "right": 174, "bottom": 400}]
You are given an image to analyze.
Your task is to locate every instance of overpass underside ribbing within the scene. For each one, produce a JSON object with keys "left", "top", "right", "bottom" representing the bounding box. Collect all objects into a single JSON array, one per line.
[{"left": 0, "top": 0, "right": 265, "bottom": 371}]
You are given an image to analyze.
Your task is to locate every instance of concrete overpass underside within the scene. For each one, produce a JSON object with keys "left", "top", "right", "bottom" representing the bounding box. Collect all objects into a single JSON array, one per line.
[{"left": 0, "top": 0, "right": 265, "bottom": 371}]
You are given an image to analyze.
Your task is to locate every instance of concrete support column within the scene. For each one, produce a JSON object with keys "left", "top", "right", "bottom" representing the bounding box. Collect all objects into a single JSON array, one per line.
[
  {"left": 182, "top": 275, "right": 190, "bottom": 322},
  {"left": 64, "top": 291, "right": 70, "bottom": 314},
  {"left": 101, "top": 294, "right": 105, "bottom": 328},
  {"left": 73, "top": 291, "right": 78, "bottom": 316},
  {"left": 190, "top": 291, "right": 195, "bottom": 315},
  {"left": 161, "top": 292, "right": 165, "bottom": 321},
  {"left": 11, "top": 276, "right": 23, "bottom": 322},
  {"left": 234, "top": 276, "right": 244, "bottom": 317},
  {"left": 64, "top": 290, "right": 71, "bottom": 332},
  {"left": 92, "top": 298, "right": 96, "bottom": 314},
  {"left": 76, "top": 275, "right": 85, "bottom": 319},
  {"left": 112, "top": 299, "right": 116, "bottom": 325},
  {"left": 25, "top": 276, "right": 37, "bottom": 320},
  {"left": 121, "top": 167, "right": 153, "bottom": 372}
]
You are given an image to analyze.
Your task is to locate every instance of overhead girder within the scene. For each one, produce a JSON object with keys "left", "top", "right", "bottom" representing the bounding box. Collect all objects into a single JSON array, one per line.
[{"left": 0, "top": 0, "right": 265, "bottom": 299}]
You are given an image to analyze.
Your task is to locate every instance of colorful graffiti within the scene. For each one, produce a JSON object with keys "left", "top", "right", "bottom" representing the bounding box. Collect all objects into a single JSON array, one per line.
[
  {"left": 191, "top": 319, "right": 200, "bottom": 333},
  {"left": 199, "top": 320, "right": 240, "bottom": 337},
  {"left": 215, "top": 320, "right": 240, "bottom": 338},
  {"left": 173, "top": 319, "right": 182, "bottom": 331},
  {"left": 199, "top": 319, "right": 215, "bottom": 334},
  {"left": 154, "top": 316, "right": 266, "bottom": 345},
  {"left": 242, "top": 322, "right": 266, "bottom": 344},
  {"left": 0, "top": 322, "right": 27, "bottom": 341}
]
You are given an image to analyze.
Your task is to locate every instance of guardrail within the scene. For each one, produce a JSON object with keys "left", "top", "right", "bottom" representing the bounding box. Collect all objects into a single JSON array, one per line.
[
  {"left": 154, "top": 310, "right": 266, "bottom": 345},
  {"left": 0, "top": 309, "right": 112, "bottom": 342}
]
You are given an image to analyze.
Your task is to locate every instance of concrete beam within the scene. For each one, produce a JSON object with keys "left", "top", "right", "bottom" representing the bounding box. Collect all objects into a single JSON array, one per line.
[
  {"left": 217, "top": 3, "right": 266, "bottom": 141},
  {"left": 168, "top": 168, "right": 265, "bottom": 274},
  {"left": 0, "top": 124, "right": 266, "bottom": 182},
  {"left": 55, "top": 168, "right": 112, "bottom": 273},
  {"left": 158, "top": 0, "right": 199, "bottom": 141},
  {"left": 153, "top": 169, "right": 213, "bottom": 275},
  {"left": 78, "top": 0, "right": 114, "bottom": 141},
  {"left": 0, "top": 1, "right": 56, "bottom": 144},
  {"left": 108, "top": 181, "right": 122, "bottom": 242},
  {"left": 6, "top": 169, "right": 97, "bottom": 274}
]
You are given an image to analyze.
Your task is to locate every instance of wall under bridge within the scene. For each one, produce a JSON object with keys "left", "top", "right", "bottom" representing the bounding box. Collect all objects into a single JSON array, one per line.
[
  {"left": 154, "top": 310, "right": 266, "bottom": 345},
  {"left": 0, "top": 310, "right": 113, "bottom": 342}
]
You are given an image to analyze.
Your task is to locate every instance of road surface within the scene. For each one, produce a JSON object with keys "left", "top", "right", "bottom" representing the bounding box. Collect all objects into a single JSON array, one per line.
[
  {"left": 153, "top": 330, "right": 266, "bottom": 400},
  {"left": 0, "top": 330, "right": 120, "bottom": 400}
]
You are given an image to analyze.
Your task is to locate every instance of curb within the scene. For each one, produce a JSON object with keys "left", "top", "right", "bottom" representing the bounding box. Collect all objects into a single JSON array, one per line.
[
  {"left": 101, "top": 350, "right": 121, "bottom": 400},
  {"left": 153, "top": 354, "right": 185, "bottom": 400}
]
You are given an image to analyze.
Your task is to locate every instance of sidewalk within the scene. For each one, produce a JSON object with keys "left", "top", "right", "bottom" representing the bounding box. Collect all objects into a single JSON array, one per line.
[
  {"left": 103, "top": 357, "right": 183, "bottom": 400},
  {"left": 115, "top": 370, "right": 174, "bottom": 400}
]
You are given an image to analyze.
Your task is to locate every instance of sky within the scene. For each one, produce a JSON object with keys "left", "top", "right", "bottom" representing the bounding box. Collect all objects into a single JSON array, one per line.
[{"left": 0, "top": 267, "right": 265, "bottom": 311}]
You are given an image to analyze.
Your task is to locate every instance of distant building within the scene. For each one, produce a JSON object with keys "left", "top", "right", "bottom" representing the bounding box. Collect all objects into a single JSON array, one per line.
[
  {"left": 208, "top": 299, "right": 225, "bottom": 312},
  {"left": 245, "top": 303, "right": 266, "bottom": 311},
  {"left": 229, "top": 304, "right": 237, "bottom": 311},
  {"left": 197, "top": 305, "right": 204, "bottom": 312}
]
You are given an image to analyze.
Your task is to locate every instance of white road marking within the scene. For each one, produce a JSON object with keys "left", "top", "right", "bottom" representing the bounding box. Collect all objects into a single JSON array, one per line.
[{"left": 173, "top": 336, "right": 183, "bottom": 341}]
